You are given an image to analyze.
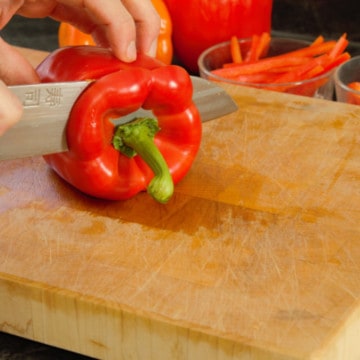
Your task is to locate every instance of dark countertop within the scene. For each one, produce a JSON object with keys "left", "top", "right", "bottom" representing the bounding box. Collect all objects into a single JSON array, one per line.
[
  {"left": 271, "top": 0, "right": 360, "bottom": 55},
  {"left": 0, "top": 332, "right": 93, "bottom": 360},
  {"left": 0, "top": 0, "right": 359, "bottom": 359}
]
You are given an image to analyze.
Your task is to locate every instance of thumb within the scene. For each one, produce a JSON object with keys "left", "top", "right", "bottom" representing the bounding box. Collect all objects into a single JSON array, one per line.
[
  {"left": 0, "top": 79, "right": 22, "bottom": 135},
  {"left": 0, "top": 36, "right": 39, "bottom": 85}
]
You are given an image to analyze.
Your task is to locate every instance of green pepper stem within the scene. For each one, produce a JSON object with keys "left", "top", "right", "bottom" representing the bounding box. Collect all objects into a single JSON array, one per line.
[{"left": 113, "top": 118, "right": 174, "bottom": 203}]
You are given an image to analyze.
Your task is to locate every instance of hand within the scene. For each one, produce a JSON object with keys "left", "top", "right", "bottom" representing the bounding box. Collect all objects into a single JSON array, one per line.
[
  {"left": 11, "top": 0, "right": 161, "bottom": 62},
  {"left": 0, "top": 0, "right": 161, "bottom": 134},
  {"left": 0, "top": 80, "right": 22, "bottom": 136}
]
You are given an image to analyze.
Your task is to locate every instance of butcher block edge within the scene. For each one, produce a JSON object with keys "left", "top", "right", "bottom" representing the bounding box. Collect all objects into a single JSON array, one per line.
[{"left": 2, "top": 272, "right": 360, "bottom": 360}]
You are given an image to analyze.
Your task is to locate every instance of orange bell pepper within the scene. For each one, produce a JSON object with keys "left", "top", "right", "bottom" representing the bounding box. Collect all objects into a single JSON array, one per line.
[
  {"left": 152, "top": 0, "right": 173, "bottom": 65},
  {"left": 58, "top": 22, "right": 96, "bottom": 47},
  {"left": 58, "top": 0, "right": 173, "bottom": 65}
]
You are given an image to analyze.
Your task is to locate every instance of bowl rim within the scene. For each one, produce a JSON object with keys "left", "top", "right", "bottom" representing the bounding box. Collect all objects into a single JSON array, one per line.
[
  {"left": 334, "top": 55, "right": 360, "bottom": 95},
  {"left": 198, "top": 37, "right": 335, "bottom": 88}
]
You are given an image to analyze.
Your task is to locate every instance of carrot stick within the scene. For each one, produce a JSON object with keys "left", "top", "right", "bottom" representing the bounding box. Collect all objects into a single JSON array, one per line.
[
  {"left": 321, "top": 52, "right": 351, "bottom": 73},
  {"left": 307, "top": 65, "right": 326, "bottom": 78},
  {"left": 273, "top": 59, "right": 321, "bottom": 83},
  {"left": 213, "top": 34, "right": 350, "bottom": 88},
  {"left": 348, "top": 82, "right": 360, "bottom": 91},
  {"left": 265, "top": 65, "right": 306, "bottom": 73},
  {"left": 347, "top": 82, "right": 360, "bottom": 105},
  {"left": 255, "top": 32, "right": 271, "bottom": 59},
  {"left": 311, "top": 35, "right": 324, "bottom": 46},
  {"left": 212, "top": 56, "right": 310, "bottom": 78},
  {"left": 230, "top": 35, "right": 242, "bottom": 63},
  {"left": 245, "top": 34, "right": 260, "bottom": 62},
  {"left": 278, "top": 40, "right": 336, "bottom": 59},
  {"left": 233, "top": 72, "right": 280, "bottom": 84},
  {"left": 329, "top": 33, "right": 348, "bottom": 59}
]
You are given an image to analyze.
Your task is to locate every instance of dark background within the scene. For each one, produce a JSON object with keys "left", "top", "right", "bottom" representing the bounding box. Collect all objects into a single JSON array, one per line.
[
  {"left": 0, "top": 0, "right": 359, "bottom": 358},
  {"left": 1, "top": 0, "right": 360, "bottom": 56}
]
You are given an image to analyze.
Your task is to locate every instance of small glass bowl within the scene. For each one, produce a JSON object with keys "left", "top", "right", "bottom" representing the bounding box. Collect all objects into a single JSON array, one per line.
[
  {"left": 334, "top": 55, "right": 360, "bottom": 105},
  {"left": 198, "top": 37, "right": 335, "bottom": 99}
]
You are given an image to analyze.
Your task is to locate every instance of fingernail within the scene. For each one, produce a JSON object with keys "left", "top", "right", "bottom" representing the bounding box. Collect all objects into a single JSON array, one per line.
[
  {"left": 126, "top": 41, "right": 137, "bottom": 62},
  {"left": 147, "top": 39, "right": 158, "bottom": 57}
]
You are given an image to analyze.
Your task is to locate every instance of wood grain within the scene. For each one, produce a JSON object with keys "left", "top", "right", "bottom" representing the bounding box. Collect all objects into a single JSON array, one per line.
[{"left": 1, "top": 47, "right": 360, "bottom": 359}]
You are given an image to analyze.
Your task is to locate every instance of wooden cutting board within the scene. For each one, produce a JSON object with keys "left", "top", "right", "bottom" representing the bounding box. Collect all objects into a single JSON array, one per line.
[{"left": 1, "top": 48, "right": 360, "bottom": 360}]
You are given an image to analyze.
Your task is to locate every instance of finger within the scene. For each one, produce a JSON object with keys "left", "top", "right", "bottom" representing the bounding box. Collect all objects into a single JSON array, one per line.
[
  {"left": 0, "top": 37, "right": 39, "bottom": 85},
  {"left": 0, "top": 0, "right": 23, "bottom": 28},
  {"left": 12, "top": 0, "right": 57, "bottom": 18},
  {"left": 50, "top": 0, "right": 160, "bottom": 61},
  {"left": 0, "top": 80, "right": 23, "bottom": 136},
  {"left": 15, "top": 0, "right": 160, "bottom": 62},
  {"left": 122, "top": 0, "right": 161, "bottom": 57},
  {"left": 51, "top": 0, "right": 138, "bottom": 62}
]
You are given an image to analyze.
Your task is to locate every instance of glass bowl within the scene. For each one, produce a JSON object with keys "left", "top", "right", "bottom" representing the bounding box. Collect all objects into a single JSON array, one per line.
[
  {"left": 198, "top": 37, "right": 335, "bottom": 99},
  {"left": 334, "top": 55, "right": 360, "bottom": 105}
]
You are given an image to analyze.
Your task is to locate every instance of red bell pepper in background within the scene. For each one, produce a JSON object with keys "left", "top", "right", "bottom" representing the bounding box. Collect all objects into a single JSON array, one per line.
[
  {"left": 36, "top": 46, "right": 202, "bottom": 203},
  {"left": 164, "top": 0, "right": 273, "bottom": 73}
]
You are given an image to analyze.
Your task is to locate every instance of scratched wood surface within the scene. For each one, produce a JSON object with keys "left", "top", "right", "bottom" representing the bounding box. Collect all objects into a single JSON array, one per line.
[{"left": 1, "top": 48, "right": 360, "bottom": 359}]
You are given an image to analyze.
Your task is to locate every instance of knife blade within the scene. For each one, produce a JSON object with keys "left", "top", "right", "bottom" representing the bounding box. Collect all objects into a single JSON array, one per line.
[{"left": 0, "top": 76, "right": 237, "bottom": 160}]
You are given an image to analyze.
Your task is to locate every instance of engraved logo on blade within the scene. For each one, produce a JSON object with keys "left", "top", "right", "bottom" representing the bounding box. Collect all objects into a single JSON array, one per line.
[
  {"left": 45, "top": 88, "right": 63, "bottom": 107},
  {"left": 22, "top": 88, "right": 63, "bottom": 108},
  {"left": 24, "top": 89, "right": 40, "bottom": 107}
]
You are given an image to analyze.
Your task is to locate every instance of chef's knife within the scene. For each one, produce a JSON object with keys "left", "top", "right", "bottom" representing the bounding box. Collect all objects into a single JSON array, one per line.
[{"left": 0, "top": 76, "right": 237, "bottom": 160}]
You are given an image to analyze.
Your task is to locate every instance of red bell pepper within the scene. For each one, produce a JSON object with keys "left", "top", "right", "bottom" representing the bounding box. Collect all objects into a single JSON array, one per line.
[
  {"left": 164, "top": 0, "right": 273, "bottom": 73},
  {"left": 36, "top": 46, "right": 202, "bottom": 203}
]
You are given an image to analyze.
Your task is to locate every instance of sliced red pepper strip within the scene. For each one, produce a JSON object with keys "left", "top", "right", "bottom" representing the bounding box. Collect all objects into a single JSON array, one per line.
[{"left": 36, "top": 46, "right": 202, "bottom": 202}]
